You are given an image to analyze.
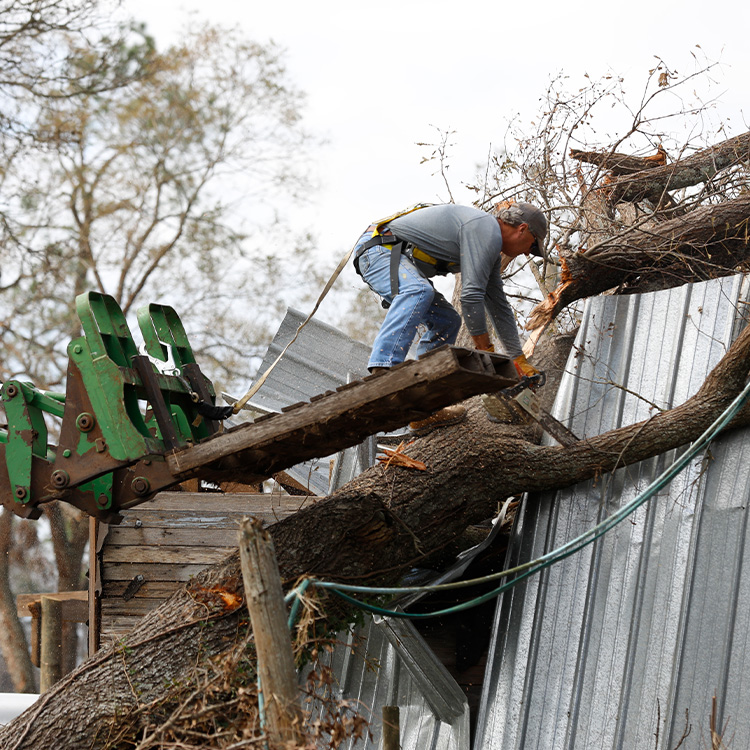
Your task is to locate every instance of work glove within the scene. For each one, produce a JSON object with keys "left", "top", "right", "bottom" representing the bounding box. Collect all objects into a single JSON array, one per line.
[{"left": 513, "top": 353, "right": 539, "bottom": 378}]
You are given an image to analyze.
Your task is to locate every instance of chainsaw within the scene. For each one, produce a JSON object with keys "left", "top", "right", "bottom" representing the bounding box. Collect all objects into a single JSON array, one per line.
[{"left": 485, "top": 372, "right": 580, "bottom": 447}]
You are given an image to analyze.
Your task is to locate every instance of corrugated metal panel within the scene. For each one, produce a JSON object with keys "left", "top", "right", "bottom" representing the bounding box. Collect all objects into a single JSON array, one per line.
[
  {"left": 307, "top": 615, "right": 469, "bottom": 749},
  {"left": 229, "top": 308, "right": 374, "bottom": 495},
  {"left": 245, "top": 307, "right": 371, "bottom": 415},
  {"left": 475, "top": 274, "right": 750, "bottom": 750}
]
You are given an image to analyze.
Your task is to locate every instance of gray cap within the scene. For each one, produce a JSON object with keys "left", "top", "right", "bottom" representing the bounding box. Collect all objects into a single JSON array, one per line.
[{"left": 500, "top": 202, "right": 548, "bottom": 257}]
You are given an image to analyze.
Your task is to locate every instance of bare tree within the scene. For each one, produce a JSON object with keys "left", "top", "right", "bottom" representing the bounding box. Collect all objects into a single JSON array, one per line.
[{"left": 0, "top": 11, "right": 317, "bottom": 692}]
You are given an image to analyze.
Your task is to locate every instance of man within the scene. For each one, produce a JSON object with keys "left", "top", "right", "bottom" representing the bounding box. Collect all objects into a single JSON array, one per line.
[{"left": 353, "top": 201, "right": 547, "bottom": 433}]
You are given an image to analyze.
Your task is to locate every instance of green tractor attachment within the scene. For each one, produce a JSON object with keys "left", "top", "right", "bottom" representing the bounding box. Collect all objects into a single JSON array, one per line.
[{"left": 0, "top": 291, "right": 518, "bottom": 523}]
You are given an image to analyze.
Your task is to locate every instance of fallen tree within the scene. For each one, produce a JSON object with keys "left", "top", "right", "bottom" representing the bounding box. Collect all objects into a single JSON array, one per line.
[
  {"left": 595, "top": 131, "right": 750, "bottom": 205},
  {"left": 527, "top": 193, "right": 750, "bottom": 329},
  {"left": 4, "top": 63, "right": 750, "bottom": 749},
  {"left": 3, "top": 301, "right": 750, "bottom": 748}
]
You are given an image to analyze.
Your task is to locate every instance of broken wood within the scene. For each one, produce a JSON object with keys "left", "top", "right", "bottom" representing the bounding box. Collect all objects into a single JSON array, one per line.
[
  {"left": 239, "top": 517, "right": 304, "bottom": 746},
  {"left": 570, "top": 145, "right": 667, "bottom": 176}
]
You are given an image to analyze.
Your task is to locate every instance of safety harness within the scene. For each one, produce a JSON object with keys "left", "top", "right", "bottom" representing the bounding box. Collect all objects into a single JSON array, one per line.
[{"left": 353, "top": 204, "right": 459, "bottom": 304}]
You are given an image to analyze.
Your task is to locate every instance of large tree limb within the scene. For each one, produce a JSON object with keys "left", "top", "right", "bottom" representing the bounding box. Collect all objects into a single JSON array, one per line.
[
  {"left": 602, "top": 131, "right": 750, "bottom": 204},
  {"left": 527, "top": 194, "right": 750, "bottom": 329},
  {"left": 4, "top": 318, "right": 750, "bottom": 748},
  {"left": 570, "top": 145, "right": 667, "bottom": 176}
]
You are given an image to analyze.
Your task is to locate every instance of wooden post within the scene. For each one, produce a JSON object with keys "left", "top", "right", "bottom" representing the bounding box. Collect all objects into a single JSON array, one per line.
[
  {"left": 239, "top": 517, "right": 304, "bottom": 745},
  {"left": 382, "top": 705, "right": 400, "bottom": 750},
  {"left": 88, "top": 517, "right": 100, "bottom": 655},
  {"left": 40, "top": 595, "right": 63, "bottom": 692}
]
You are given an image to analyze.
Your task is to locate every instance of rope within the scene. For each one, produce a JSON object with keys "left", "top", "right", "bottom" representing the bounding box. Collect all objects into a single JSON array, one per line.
[
  {"left": 232, "top": 243, "right": 358, "bottom": 414},
  {"left": 285, "top": 377, "right": 750, "bottom": 620}
]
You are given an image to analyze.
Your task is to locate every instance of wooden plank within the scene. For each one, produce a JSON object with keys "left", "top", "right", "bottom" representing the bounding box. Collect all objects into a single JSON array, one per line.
[
  {"left": 105, "top": 526, "right": 252, "bottom": 548},
  {"left": 101, "top": 562, "right": 209, "bottom": 582},
  {"left": 127, "top": 492, "right": 305, "bottom": 513},
  {"left": 100, "top": 616, "right": 143, "bottom": 637},
  {"left": 101, "top": 598, "right": 164, "bottom": 616},
  {"left": 17, "top": 592, "right": 88, "bottom": 623},
  {"left": 112, "top": 508, "right": 299, "bottom": 530},
  {"left": 102, "top": 545, "right": 231, "bottom": 564},
  {"left": 167, "top": 347, "right": 516, "bottom": 476},
  {"left": 101, "top": 580, "right": 181, "bottom": 599}
]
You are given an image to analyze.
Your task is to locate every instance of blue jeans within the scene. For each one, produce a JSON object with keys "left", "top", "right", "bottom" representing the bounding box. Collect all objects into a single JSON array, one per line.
[{"left": 355, "top": 231, "right": 461, "bottom": 369}]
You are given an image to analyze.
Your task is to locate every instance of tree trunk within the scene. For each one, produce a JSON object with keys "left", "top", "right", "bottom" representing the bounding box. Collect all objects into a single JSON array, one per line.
[
  {"left": 3, "top": 317, "right": 750, "bottom": 748},
  {"left": 528, "top": 194, "right": 750, "bottom": 329},
  {"left": 0, "top": 510, "right": 36, "bottom": 693}
]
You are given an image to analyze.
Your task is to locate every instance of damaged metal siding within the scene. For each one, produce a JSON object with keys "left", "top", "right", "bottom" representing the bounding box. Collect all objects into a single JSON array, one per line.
[
  {"left": 475, "top": 274, "right": 750, "bottom": 749},
  {"left": 307, "top": 616, "right": 469, "bottom": 749},
  {"left": 236, "top": 307, "right": 373, "bottom": 495},
  {"left": 243, "top": 307, "right": 370, "bottom": 415}
]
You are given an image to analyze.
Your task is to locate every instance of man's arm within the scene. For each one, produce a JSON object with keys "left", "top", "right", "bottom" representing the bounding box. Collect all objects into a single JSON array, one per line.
[
  {"left": 458, "top": 217, "right": 503, "bottom": 337},
  {"left": 483, "top": 271, "right": 524, "bottom": 358}
]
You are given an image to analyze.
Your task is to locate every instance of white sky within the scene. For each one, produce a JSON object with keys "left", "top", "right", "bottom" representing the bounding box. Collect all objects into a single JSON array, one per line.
[{"left": 121, "top": 0, "right": 749, "bottom": 321}]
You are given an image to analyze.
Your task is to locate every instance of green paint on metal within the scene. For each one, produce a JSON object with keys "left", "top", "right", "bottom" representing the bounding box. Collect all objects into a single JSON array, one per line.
[
  {"left": 2, "top": 381, "right": 52, "bottom": 504},
  {"left": 2, "top": 290, "right": 225, "bottom": 519}
]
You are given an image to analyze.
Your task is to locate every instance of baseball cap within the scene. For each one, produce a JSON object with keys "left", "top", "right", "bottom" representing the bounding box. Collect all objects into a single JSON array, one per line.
[
  {"left": 495, "top": 202, "right": 547, "bottom": 258},
  {"left": 501, "top": 202, "right": 548, "bottom": 257}
]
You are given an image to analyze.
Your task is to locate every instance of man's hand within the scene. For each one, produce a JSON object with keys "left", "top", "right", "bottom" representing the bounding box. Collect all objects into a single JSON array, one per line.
[
  {"left": 471, "top": 333, "right": 494, "bottom": 352},
  {"left": 513, "top": 353, "right": 539, "bottom": 378}
]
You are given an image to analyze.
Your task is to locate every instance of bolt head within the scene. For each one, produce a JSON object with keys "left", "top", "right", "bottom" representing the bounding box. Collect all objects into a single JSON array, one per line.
[
  {"left": 131, "top": 477, "right": 151, "bottom": 496},
  {"left": 51, "top": 470, "right": 70, "bottom": 488}
]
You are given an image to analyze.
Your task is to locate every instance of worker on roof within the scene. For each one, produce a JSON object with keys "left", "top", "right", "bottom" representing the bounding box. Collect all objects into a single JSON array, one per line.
[{"left": 353, "top": 201, "right": 546, "bottom": 434}]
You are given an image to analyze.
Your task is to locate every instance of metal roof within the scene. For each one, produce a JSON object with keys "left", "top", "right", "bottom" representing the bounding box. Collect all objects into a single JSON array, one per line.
[
  {"left": 474, "top": 273, "right": 750, "bottom": 749},
  {"left": 243, "top": 307, "right": 371, "bottom": 415}
]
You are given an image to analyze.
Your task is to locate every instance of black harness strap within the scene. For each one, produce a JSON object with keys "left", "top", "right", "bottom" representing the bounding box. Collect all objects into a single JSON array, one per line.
[{"left": 388, "top": 240, "right": 402, "bottom": 298}]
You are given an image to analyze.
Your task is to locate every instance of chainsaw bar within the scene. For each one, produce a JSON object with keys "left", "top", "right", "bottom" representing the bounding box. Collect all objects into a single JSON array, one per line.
[
  {"left": 486, "top": 372, "right": 580, "bottom": 447},
  {"left": 512, "top": 387, "right": 580, "bottom": 447}
]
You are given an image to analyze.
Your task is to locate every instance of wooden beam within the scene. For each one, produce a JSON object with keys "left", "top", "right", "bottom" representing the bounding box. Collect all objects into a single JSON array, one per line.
[
  {"left": 239, "top": 517, "right": 304, "bottom": 745},
  {"left": 168, "top": 347, "right": 515, "bottom": 477},
  {"left": 17, "top": 591, "right": 88, "bottom": 623}
]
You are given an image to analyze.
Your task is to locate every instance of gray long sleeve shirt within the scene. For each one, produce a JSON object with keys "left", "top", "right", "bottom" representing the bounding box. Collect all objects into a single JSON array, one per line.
[{"left": 388, "top": 204, "right": 523, "bottom": 357}]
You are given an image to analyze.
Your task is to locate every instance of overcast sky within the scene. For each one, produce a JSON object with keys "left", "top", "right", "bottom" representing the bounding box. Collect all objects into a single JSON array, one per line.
[{"left": 121, "top": 0, "right": 749, "bottom": 318}]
